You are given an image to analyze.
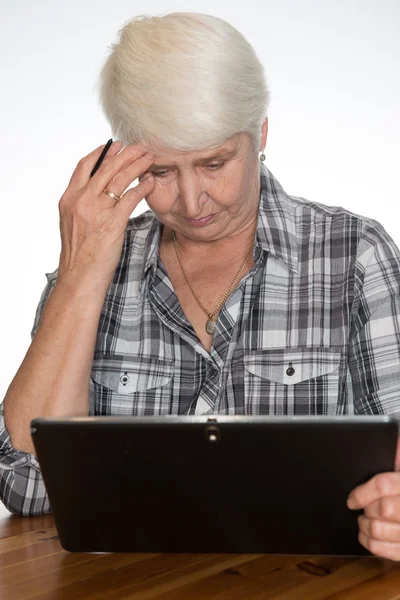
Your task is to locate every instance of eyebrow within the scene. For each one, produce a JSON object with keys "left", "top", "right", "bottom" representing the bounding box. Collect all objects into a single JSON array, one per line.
[{"left": 150, "top": 148, "right": 237, "bottom": 170}]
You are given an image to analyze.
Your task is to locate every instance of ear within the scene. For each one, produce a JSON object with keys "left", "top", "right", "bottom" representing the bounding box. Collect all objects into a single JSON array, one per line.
[{"left": 259, "top": 117, "right": 268, "bottom": 151}]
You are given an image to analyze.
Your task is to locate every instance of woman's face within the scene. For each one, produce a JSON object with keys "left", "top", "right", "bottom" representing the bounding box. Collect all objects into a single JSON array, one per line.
[{"left": 139, "top": 130, "right": 265, "bottom": 242}]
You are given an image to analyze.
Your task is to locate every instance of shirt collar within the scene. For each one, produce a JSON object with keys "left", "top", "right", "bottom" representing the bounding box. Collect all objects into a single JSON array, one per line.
[
  {"left": 256, "top": 162, "right": 299, "bottom": 274},
  {"left": 139, "top": 161, "right": 299, "bottom": 282},
  {"left": 139, "top": 213, "right": 161, "bottom": 282}
]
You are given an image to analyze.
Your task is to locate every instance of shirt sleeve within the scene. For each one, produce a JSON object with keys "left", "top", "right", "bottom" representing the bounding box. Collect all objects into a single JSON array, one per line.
[
  {"left": 0, "top": 270, "right": 58, "bottom": 515},
  {"left": 348, "top": 219, "right": 400, "bottom": 420}
]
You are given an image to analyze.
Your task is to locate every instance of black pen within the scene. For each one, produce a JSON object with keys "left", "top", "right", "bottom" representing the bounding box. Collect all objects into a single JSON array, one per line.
[{"left": 90, "top": 138, "right": 113, "bottom": 178}]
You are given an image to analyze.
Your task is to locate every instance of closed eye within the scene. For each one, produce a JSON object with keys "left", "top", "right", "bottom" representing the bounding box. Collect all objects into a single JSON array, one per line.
[{"left": 153, "top": 162, "right": 225, "bottom": 178}]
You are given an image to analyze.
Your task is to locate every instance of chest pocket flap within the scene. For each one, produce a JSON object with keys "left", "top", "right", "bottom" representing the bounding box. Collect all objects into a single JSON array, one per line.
[
  {"left": 244, "top": 347, "right": 341, "bottom": 385},
  {"left": 91, "top": 353, "right": 173, "bottom": 395}
]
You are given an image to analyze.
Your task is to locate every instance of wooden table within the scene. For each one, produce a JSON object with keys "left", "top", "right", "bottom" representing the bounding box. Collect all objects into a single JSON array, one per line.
[{"left": 2, "top": 503, "right": 400, "bottom": 599}]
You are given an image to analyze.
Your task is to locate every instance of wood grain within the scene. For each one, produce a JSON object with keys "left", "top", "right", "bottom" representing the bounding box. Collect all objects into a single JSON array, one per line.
[{"left": 1, "top": 507, "right": 400, "bottom": 600}]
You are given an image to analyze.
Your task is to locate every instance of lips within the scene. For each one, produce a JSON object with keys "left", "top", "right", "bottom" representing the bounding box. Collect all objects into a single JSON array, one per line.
[
  {"left": 189, "top": 214, "right": 213, "bottom": 222},
  {"left": 186, "top": 213, "right": 215, "bottom": 226}
]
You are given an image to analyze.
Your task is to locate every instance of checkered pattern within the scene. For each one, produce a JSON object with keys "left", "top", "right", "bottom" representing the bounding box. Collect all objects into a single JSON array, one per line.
[{"left": 2, "top": 161, "right": 400, "bottom": 515}]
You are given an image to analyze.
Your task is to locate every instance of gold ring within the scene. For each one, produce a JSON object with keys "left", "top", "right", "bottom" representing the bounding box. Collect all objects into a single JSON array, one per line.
[{"left": 103, "top": 189, "right": 121, "bottom": 201}]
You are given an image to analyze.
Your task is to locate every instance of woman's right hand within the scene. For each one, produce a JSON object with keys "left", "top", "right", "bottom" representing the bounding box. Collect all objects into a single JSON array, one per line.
[{"left": 57, "top": 141, "right": 156, "bottom": 292}]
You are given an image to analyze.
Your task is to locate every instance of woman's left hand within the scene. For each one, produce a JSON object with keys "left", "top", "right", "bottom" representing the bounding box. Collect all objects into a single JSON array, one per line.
[{"left": 347, "top": 437, "right": 400, "bottom": 560}]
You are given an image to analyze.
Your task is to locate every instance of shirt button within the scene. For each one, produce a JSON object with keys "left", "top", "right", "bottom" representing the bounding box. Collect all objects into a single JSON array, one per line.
[
  {"left": 208, "top": 366, "right": 217, "bottom": 377},
  {"left": 120, "top": 372, "right": 130, "bottom": 385},
  {"left": 286, "top": 362, "right": 295, "bottom": 376}
]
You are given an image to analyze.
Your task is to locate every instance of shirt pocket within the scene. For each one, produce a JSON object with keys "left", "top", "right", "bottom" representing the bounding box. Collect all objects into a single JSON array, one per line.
[
  {"left": 91, "top": 353, "right": 174, "bottom": 415},
  {"left": 243, "top": 347, "right": 342, "bottom": 415}
]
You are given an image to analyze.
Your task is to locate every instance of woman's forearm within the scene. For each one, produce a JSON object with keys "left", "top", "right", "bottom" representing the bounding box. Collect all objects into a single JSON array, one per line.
[
  {"left": 3, "top": 138, "right": 155, "bottom": 457},
  {"left": 3, "top": 279, "right": 107, "bottom": 455}
]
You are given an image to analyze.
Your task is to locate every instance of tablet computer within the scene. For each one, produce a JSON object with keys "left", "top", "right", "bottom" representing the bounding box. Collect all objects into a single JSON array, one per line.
[{"left": 31, "top": 415, "right": 398, "bottom": 555}]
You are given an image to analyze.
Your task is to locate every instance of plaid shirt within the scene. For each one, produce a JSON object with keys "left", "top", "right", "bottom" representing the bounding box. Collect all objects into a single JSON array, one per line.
[{"left": 2, "top": 162, "right": 400, "bottom": 516}]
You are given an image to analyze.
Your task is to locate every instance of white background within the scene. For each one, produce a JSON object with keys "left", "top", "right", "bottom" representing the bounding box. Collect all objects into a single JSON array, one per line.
[{"left": 0, "top": 0, "right": 399, "bottom": 400}]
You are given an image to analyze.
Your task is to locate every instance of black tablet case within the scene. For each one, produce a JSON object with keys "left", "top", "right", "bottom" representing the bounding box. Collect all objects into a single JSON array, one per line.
[{"left": 31, "top": 415, "right": 398, "bottom": 554}]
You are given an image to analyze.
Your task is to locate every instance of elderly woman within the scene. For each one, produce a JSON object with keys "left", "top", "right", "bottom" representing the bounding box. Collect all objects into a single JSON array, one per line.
[{"left": 1, "top": 12, "right": 400, "bottom": 559}]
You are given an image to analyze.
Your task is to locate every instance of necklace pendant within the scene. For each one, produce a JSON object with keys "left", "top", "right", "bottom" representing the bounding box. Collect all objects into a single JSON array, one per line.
[{"left": 205, "top": 319, "right": 216, "bottom": 335}]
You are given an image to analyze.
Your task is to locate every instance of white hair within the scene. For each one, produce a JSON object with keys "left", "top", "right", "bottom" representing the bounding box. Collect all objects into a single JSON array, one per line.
[{"left": 96, "top": 12, "right": 270, "bottom": 157}]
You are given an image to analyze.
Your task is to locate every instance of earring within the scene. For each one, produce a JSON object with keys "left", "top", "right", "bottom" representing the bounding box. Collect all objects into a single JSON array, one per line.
[{"left": 259, "top": 151, "right": 266, "bottom": 162}]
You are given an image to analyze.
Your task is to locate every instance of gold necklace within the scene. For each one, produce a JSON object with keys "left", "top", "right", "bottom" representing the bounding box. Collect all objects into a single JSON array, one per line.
[{"left": 172, "top": 230, "right": 253, "bottom": 335}]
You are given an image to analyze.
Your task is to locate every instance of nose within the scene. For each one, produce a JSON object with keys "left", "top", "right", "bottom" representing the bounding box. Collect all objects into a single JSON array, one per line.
[{"left": 177, "top": 172, "right": 209, "bottom": 218}]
